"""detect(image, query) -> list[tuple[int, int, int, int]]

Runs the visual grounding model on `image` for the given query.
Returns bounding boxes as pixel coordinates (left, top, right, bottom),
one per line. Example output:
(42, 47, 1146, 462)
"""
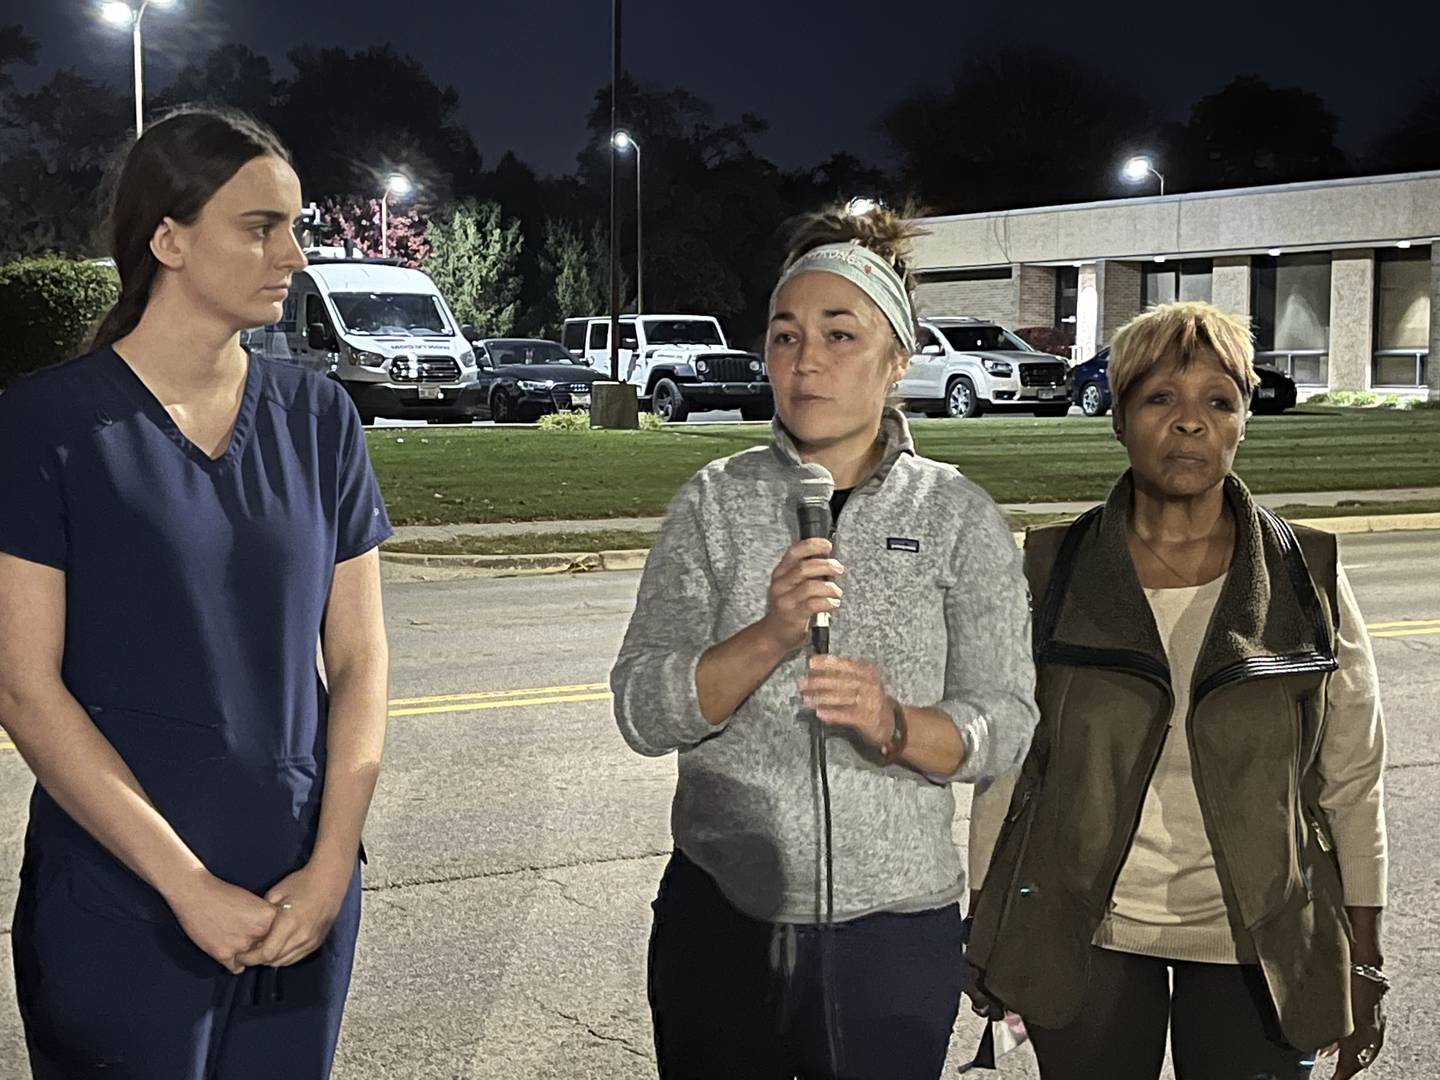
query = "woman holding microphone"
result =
(611, 201, 1038, 1079)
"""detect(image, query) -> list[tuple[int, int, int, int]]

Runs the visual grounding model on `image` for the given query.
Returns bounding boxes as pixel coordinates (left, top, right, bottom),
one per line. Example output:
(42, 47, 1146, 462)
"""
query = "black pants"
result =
(1027, 946, 1315, 1080)
(647, 849, 967, 1080)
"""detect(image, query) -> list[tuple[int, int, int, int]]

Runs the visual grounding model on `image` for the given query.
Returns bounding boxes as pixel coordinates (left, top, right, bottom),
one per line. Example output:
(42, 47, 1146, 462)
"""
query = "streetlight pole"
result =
(130, 9, 144, 136)
(380, 194, 389, 258)
(608, 0, 622, 383)
(613, 131, 643, 315)
(379, 173, 412, 258)
(101, 0, 174, 137)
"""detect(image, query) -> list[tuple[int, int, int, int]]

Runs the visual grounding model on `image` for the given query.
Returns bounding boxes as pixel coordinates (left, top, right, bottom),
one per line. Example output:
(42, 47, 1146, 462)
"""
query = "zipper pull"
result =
(1312, 820, 1332, 852)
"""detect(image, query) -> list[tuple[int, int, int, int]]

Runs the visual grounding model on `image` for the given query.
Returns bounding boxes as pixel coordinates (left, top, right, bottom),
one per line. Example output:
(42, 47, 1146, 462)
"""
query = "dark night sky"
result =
(8, 0, 1439, 178)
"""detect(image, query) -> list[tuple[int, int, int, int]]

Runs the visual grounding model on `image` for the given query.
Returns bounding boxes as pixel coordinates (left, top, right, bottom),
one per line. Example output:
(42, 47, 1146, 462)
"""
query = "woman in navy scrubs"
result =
(0, 108, 393, 1077)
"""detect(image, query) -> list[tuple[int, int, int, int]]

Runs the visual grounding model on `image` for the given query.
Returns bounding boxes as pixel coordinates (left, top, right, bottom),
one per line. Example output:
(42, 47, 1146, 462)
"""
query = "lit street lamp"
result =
(611, 130, 643, 314)
(99, 0, 177, 138)
(1122, 155, 1166, 196)
(379, 173, 412, 258)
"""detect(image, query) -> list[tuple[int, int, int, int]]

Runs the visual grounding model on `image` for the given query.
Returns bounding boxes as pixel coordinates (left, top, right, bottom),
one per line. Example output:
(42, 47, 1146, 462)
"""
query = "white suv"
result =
(899, 317, 1070, 419)
(561, 314, 773, 422)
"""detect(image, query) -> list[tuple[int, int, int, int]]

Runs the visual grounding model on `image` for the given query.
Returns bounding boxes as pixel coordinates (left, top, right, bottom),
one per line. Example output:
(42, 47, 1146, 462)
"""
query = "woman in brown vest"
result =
(965, 301, 1387, 1080)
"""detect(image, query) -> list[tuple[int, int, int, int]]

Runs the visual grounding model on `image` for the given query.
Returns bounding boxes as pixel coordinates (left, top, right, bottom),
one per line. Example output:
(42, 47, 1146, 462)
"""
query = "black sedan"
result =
(473, 338, 604, 423)
(1068, 346, 1298, 416)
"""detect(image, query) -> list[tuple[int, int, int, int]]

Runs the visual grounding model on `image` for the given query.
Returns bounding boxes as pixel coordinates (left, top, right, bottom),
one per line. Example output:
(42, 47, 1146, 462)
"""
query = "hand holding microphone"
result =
(757, 538, 844, 654)
(756, 466, 845, 655)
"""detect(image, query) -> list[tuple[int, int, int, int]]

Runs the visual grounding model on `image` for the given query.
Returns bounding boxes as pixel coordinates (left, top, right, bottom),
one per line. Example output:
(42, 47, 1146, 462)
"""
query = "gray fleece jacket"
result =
(611, 409, 1038, 923)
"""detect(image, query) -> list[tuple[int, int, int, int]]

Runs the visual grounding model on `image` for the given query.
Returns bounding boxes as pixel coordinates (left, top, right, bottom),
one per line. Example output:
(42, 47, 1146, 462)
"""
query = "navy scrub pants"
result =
(647, 849, 968, 1079)
(12, 849, 362, 1080)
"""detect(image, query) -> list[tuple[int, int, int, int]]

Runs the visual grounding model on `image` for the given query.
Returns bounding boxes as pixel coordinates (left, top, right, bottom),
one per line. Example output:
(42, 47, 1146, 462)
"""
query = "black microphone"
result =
(796, 466, 835, 655)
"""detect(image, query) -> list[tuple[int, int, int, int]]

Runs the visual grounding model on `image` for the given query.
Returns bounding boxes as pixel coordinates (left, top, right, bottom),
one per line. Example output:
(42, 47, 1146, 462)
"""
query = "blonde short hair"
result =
(1108, 301, 1259, 415)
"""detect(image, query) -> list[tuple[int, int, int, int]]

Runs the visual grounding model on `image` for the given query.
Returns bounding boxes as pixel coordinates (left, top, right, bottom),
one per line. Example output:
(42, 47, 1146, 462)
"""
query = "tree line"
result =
(2, 26, 1437, 345)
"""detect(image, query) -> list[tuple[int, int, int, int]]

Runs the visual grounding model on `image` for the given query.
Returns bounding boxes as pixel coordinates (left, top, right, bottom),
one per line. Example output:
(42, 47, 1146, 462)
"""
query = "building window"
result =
(1373, 246, 1431, 387)
(1142, 259, 1213, 307)
(1252, 253, 1332, 386)
(1055, 267, 1079, 331)
(913, 267, 1012, 284)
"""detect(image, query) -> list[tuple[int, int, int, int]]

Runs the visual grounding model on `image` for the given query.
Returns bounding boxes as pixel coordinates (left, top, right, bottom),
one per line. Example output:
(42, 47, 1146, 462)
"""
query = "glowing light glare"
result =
(1268, 248, 1282, 257)
(612, 130, 634, 151)
(1122, 156, 1153, 182)
(148, 0, 179, 6)
(846, 196, 879, 217)
(1154, 255, 1167, 263)
(1397, 240, 1412, 249)
(100, 2, 134, 25)
(385, 173, 413, 197)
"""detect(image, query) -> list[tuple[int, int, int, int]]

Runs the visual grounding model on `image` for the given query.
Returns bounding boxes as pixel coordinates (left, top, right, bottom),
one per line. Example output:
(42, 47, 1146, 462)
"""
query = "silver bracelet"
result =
(1352, 964, 1391, 992)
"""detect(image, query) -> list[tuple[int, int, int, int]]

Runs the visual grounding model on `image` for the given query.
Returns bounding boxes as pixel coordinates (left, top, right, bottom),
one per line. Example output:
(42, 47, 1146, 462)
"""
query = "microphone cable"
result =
(797, 477, 842, 1073)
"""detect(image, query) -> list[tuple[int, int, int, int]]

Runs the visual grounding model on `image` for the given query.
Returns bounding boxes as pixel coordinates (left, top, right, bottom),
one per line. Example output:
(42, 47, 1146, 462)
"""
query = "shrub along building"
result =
(909, 171, 1440, 401)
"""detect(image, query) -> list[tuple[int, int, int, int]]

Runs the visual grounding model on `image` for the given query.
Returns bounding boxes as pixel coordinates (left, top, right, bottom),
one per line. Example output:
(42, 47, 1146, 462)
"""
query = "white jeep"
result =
(561, 314, 773, 423)
(899, 317, 1071, 419)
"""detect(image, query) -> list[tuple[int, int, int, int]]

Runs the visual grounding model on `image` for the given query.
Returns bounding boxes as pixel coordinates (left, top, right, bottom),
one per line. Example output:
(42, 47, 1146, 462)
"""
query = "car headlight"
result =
(696, 359, 710, 376)
(982, 359, 1014, 376)
(354, 350, 387, 368)
(748, 358, 763, 373)
(517, 379, 554, 392)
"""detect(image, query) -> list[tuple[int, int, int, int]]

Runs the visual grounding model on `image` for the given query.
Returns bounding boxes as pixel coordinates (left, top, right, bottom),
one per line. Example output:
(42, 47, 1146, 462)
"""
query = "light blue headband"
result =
(771, 241, 917, 355)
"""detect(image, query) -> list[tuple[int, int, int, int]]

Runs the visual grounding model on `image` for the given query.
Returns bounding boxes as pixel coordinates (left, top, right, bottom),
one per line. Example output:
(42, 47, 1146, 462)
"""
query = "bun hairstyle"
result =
(780, 199, 927, 337)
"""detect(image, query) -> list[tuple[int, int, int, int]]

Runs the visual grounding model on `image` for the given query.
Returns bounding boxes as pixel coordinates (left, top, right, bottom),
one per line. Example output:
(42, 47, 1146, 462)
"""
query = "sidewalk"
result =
(385, 487, 1440, 545)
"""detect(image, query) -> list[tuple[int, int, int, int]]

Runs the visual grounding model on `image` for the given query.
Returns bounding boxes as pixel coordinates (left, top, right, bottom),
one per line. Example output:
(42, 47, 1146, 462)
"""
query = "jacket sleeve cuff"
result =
(932, 703, 991, 785)
(612, 642, 722, 756)
(1337, 853, 1388, 908)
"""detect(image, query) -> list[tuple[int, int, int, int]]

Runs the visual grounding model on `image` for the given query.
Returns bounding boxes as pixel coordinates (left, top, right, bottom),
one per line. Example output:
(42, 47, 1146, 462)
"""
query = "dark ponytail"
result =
(90, 107, 292, 352)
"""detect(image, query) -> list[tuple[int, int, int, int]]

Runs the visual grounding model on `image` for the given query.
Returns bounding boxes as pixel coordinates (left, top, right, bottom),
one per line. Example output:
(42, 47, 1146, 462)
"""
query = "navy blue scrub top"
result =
(0, 348, 393, 900)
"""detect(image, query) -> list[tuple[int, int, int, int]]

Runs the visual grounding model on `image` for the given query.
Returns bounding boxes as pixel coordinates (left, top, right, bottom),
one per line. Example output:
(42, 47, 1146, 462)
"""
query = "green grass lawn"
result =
(368, 408, 1440, 526)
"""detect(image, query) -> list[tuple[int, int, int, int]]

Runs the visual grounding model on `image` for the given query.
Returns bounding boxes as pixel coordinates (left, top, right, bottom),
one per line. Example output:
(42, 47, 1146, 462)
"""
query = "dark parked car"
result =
(473, 338, 604, 423)
(1068, 346, 1298, 417)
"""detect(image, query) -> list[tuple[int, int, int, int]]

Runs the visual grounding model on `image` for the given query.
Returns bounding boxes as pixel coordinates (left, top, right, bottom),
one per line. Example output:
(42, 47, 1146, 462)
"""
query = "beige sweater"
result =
(969, 559, 1387, 964)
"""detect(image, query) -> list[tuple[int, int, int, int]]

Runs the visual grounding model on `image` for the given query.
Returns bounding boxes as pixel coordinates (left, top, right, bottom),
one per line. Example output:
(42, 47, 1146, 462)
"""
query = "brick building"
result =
(909, 171, 1440, 399)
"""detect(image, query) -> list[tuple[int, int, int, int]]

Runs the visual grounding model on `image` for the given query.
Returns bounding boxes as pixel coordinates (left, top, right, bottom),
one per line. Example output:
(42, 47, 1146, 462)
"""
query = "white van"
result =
(243, 258, 484, 424)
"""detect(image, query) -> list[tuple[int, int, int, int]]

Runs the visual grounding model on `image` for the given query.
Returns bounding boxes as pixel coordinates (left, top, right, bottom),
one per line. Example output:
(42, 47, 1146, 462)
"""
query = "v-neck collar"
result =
(107, 347, 261, 471)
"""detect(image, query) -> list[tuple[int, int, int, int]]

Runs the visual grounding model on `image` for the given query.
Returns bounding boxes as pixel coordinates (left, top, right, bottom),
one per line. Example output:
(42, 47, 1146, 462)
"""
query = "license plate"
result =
(1038, 388, 1061, 399)
(571, 393, 591, 408)
(417, 386, 443, 400)
(1257, 387, 1276, 399)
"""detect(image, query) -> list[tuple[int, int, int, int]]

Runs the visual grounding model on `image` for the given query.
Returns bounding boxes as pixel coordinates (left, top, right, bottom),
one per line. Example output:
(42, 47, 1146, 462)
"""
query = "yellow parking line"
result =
(389, 683, 607, 707)
(389, 692, 612, 717)
(1372, 627, 1440, 639)
(1367, 619, 1440, 631)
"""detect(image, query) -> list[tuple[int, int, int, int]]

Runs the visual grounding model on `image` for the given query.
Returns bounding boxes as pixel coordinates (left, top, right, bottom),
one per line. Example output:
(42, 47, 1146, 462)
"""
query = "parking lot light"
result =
(1122, 155, 1165, 196)
(611, 131, 643, 314)
(380, 173, 413, 258)
(98, 0, 178, 136)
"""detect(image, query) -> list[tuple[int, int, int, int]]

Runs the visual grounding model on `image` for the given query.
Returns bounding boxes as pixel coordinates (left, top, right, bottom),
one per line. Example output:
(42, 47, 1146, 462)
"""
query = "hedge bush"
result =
(0, 256, 120, 387)
(1014, 325, 1074, 359)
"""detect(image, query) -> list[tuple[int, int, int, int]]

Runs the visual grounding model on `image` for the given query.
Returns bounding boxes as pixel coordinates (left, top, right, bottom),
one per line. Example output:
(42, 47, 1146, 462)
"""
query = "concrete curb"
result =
(380, 513, 1440, 579)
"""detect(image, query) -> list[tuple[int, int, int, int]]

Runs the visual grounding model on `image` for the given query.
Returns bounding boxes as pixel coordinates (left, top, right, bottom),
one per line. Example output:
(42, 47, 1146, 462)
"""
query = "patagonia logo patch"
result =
(887, 537, 921, 553)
